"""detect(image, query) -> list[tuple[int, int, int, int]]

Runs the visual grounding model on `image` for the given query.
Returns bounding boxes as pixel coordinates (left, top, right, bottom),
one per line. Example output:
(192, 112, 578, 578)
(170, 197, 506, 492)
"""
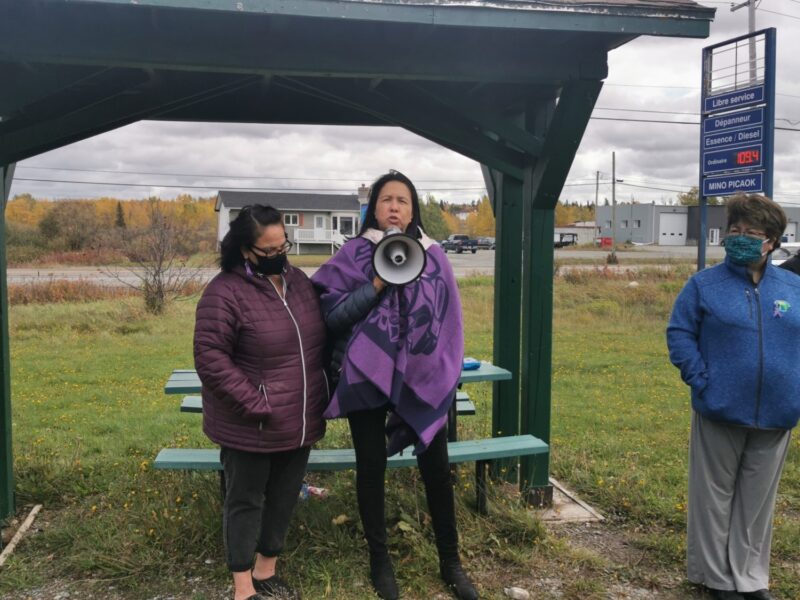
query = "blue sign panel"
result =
(702, 172, 763, 197)
(704, 85, 764, 113)
(703, 125, 763, 151)
(703, 107, 764, 135)
(703, 144, 763, 175)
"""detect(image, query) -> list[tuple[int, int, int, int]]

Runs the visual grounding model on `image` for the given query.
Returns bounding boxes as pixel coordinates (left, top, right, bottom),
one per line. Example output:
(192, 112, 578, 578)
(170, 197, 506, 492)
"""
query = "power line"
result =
(596, 106, 700, 116)
(758, 7, 800, 19)
(604, 82, 800, 100)
(15, 165, 482, 184)
(13, 177, 487, 193)
(590, 116, 800, 131)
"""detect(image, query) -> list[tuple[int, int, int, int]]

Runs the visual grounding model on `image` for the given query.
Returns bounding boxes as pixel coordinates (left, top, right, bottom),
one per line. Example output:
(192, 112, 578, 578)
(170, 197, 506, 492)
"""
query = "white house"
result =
(216, 186, 369, 254)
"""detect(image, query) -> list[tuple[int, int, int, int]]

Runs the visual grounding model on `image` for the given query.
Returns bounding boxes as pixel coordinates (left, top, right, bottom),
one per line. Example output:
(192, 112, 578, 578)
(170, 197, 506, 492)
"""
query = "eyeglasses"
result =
(728, 227, 768, 240)
(251, 240, 293, 258)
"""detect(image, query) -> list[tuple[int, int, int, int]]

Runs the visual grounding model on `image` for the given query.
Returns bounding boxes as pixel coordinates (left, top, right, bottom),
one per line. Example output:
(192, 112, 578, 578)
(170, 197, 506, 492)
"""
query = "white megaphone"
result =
(372, 226, 427, 285)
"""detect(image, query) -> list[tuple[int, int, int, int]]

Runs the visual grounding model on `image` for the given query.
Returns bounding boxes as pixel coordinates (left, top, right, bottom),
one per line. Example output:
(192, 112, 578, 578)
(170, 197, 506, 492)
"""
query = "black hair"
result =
(219, 204, 284, 272)
(358, 170, 425, 239)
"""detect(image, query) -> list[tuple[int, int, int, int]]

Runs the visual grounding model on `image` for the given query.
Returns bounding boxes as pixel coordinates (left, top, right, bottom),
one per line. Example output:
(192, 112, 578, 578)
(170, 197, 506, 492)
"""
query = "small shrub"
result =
(8, 280, 135, 305)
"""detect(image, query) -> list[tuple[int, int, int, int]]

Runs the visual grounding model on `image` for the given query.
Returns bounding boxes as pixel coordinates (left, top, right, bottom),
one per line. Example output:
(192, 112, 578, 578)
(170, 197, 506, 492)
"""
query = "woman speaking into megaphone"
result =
(312, 171, 477, 600)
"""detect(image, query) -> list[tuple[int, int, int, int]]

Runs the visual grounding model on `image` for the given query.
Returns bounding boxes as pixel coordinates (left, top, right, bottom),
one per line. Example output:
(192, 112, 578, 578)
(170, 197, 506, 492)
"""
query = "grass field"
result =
(1, 270, 797, 599)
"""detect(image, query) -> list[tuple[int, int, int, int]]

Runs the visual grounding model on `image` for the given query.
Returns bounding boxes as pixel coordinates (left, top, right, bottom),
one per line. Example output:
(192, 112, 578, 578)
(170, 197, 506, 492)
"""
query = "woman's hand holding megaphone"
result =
(373, 276, 388, 293)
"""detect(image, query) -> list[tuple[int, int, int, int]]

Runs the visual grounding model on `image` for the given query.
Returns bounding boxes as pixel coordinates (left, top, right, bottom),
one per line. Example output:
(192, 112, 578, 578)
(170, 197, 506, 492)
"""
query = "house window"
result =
(633, 220, 641, 228)
(284, 213, 299, 226)
(332, 217, 338, 230)
(340, 216, 354, 235)
(604, 221, 612, 229)
(621, 220, 628, 228)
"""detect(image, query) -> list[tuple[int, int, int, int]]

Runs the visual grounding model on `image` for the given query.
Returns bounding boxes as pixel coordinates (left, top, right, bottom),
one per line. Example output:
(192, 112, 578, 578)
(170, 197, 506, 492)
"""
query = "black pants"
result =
(220, 445, 310, 572)
(347, 406, 459, 560)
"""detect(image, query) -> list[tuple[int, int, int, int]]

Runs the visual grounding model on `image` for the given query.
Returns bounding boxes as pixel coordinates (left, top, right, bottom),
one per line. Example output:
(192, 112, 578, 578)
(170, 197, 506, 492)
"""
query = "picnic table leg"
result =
(447, 388, 459, 443)
(475, 460, 488, 515)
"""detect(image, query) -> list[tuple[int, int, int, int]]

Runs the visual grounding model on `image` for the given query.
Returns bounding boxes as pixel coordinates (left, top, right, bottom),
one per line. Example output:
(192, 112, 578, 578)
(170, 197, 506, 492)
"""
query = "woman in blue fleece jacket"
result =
(667, 193, 800, 600)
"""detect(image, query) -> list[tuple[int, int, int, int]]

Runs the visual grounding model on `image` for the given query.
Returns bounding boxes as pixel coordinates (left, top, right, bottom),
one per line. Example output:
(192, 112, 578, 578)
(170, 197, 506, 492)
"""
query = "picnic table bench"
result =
(154, 435, 547, 514)
(156, 362, 548, 513)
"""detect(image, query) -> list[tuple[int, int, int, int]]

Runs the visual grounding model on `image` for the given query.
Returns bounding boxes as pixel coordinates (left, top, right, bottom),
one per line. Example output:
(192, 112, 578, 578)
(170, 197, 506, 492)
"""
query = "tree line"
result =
(4, 193, 598, 265)
(5, 194, 217, 264)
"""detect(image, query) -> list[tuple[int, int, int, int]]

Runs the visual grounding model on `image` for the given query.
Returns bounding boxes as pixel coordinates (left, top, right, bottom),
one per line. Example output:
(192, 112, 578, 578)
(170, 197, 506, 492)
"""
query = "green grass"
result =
(2, 271, 798, 599)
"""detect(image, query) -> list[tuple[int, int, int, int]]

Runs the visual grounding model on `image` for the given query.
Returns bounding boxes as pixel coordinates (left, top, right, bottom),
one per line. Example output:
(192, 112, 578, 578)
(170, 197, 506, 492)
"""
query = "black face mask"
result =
(250, 253, 286, 276)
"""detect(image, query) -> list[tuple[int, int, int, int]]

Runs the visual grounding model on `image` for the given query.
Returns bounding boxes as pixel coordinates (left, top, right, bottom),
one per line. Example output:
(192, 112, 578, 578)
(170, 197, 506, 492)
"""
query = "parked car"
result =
(772, 242, 800, 266)
(442, 234, 478, 254)
(477, 237, 495, 249)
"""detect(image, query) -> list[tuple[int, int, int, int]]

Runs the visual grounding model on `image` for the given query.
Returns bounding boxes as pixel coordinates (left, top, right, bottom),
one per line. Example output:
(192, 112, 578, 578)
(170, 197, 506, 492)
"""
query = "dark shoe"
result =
(742, 591, 777, 600)
(369, 553, 399, 600)
(440, 558, 479, 600)
(252, 575, 300, 600)
(707, 589, 745, 600)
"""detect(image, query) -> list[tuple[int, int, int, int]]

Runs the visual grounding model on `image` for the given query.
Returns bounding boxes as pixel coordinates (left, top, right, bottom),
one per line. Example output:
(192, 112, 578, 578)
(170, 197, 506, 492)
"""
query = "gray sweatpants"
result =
(687, 411, 792, 593)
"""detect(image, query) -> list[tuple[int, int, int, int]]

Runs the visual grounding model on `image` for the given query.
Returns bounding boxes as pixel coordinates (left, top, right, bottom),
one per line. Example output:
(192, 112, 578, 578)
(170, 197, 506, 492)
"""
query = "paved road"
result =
(7, 246, 723, 285)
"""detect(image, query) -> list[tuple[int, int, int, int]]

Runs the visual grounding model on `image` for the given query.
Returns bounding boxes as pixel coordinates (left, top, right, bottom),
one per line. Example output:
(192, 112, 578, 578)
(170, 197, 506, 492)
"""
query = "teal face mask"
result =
(724, 235, 766, 265)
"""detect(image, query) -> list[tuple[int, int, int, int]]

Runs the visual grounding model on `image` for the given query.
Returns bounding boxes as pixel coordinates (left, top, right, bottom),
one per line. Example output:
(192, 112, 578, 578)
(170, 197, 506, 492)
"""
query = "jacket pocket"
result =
(255, 382, 272, 425)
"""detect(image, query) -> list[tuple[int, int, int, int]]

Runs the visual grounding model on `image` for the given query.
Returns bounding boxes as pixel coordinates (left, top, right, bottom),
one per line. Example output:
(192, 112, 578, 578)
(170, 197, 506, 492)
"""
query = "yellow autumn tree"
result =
(466, 195, 495, 237)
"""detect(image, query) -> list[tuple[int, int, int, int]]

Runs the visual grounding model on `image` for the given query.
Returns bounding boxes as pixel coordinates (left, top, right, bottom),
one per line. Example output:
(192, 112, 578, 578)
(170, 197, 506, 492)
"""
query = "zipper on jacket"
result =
(322, 368, 330, 400)
(744, 289, 753, 320)
(258, 382, 269, 430)
(268, 275, 309, 447)
(753, 287, 764, 426)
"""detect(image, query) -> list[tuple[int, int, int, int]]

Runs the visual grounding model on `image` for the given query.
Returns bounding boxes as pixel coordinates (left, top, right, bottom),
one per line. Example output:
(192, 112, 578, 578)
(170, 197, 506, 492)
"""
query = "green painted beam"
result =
(0, 3, 612, 84)
(490, 171, 524, 482)
(37, 1, 714, 38)
(519, 203, 555, 506)
(0, 74, 259, 165)
(396, 83, 545, 158)
(276, 78, 527, 179)
(518, 81, 602, 506)
(0, 163, 15, 521)
(529, 80, 604, 210)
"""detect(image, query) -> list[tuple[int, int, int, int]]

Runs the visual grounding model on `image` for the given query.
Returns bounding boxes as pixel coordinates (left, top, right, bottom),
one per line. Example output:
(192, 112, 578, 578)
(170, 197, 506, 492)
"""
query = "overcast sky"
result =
(9, 3, 800, 208)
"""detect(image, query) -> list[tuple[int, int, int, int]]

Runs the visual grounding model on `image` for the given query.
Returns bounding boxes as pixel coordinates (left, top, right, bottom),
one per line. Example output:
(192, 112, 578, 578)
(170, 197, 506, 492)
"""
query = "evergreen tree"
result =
(115, 201, 127, 229)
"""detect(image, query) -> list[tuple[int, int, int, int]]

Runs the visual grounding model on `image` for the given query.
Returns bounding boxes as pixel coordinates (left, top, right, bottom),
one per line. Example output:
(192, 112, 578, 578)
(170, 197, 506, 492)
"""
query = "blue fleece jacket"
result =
(667, 256, 800, 430)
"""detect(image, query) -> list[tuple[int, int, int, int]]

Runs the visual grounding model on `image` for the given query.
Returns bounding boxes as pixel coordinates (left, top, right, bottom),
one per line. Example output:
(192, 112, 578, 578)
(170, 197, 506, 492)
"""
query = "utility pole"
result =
(610, 153, 617, 263)
(731, 0, 757, 83)
(594, 170, 600, 210)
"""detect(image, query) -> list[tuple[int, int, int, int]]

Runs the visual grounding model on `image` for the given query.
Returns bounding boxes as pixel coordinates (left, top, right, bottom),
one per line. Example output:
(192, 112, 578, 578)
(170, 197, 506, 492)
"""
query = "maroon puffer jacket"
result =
(194, 263, 328, 453)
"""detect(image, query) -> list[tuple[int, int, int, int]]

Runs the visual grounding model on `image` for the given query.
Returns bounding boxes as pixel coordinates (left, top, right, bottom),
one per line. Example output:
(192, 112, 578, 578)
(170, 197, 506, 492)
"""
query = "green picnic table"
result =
(163, 363, 512, 395)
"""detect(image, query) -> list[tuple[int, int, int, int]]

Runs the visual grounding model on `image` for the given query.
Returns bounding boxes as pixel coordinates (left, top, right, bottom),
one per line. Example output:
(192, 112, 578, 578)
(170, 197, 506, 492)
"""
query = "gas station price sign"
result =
(699, 29, 775, 200)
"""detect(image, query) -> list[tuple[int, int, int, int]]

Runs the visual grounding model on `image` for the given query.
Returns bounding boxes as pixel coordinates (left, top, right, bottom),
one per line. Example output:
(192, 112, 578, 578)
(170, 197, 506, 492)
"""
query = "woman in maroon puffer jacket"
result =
(194, 205, 328, 600)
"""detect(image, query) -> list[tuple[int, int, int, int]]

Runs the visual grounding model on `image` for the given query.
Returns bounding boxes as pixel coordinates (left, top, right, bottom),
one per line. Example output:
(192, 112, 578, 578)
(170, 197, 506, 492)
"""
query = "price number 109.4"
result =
(736, 149, 760, 165)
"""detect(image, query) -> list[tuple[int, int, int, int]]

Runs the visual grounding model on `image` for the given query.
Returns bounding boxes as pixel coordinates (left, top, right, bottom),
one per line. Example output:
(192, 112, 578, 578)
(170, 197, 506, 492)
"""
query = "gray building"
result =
(596, 203, 689, 245)
(216, 187, 369, 254)
(596, 203, 800, 246)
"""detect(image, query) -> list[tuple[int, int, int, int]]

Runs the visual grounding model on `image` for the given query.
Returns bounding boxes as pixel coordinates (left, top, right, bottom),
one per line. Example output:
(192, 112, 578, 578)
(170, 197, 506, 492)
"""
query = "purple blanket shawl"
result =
(312, 231, 464, 454)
